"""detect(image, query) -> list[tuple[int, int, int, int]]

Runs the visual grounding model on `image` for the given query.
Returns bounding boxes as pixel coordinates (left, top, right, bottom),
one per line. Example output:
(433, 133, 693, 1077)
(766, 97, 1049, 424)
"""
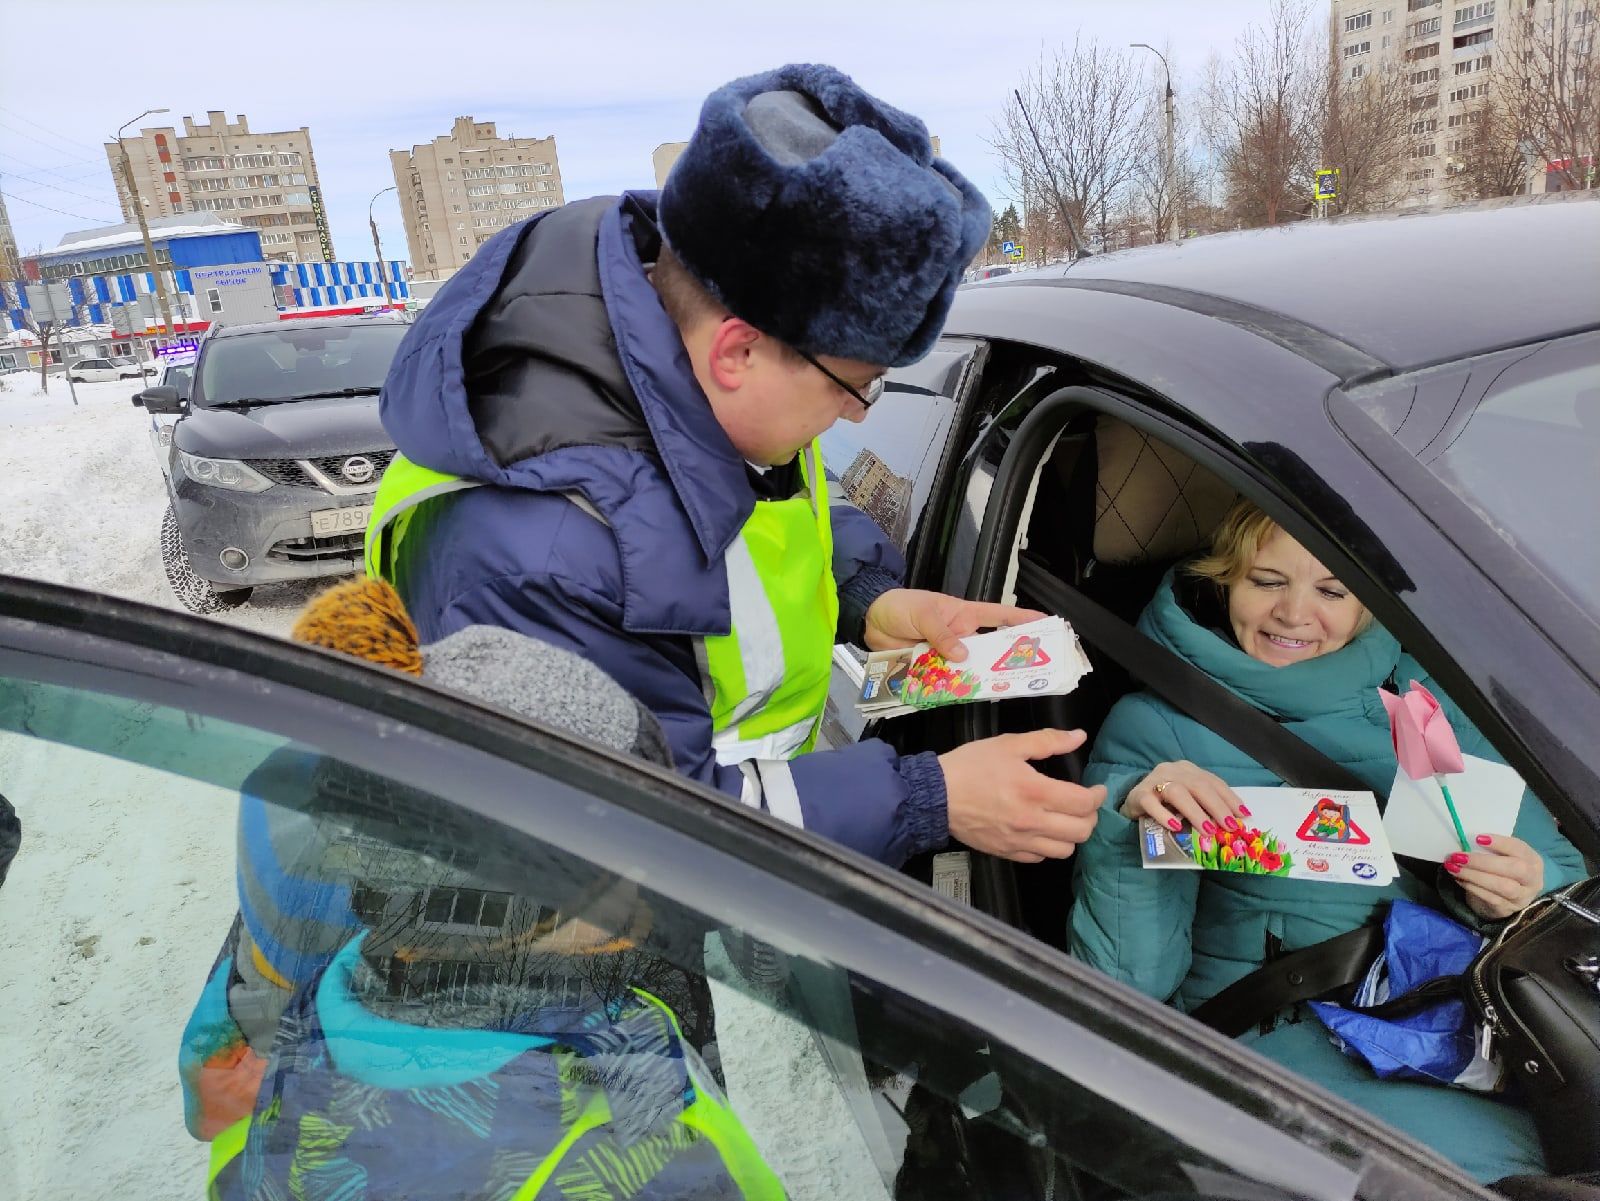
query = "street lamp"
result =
(1130, 44, 1181, 245)
(369, 186, 397, 307)
(113, 108, 179, 342)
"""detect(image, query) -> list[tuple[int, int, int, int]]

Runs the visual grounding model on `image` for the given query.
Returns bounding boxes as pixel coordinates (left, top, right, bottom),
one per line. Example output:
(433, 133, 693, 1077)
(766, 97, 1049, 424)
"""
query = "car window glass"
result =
(1422, 334, 1600, 619)
(0, 653, 1380, 1201)
(818, 339, 977, 747)
(819, 339, 973, 558)
(197, 322, 407, 406)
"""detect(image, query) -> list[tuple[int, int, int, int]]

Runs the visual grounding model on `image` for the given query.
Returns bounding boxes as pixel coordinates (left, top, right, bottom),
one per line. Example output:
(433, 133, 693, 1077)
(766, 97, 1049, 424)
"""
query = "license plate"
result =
(310, 506, 371, 537)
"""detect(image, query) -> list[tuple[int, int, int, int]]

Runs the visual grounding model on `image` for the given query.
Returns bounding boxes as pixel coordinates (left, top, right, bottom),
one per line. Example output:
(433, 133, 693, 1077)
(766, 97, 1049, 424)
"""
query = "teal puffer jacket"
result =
(1069, 569, 1587, 1183)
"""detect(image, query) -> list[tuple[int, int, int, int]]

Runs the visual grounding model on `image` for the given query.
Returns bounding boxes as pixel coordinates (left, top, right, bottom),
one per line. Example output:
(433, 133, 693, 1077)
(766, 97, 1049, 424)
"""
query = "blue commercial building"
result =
(2, 213, 409, 334)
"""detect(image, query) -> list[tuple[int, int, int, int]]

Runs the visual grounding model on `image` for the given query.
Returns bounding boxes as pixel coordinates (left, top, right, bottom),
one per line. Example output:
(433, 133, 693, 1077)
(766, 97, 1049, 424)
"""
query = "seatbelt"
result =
(1015, 554, 1371, 794)
(1014, 553, 1429, 1035)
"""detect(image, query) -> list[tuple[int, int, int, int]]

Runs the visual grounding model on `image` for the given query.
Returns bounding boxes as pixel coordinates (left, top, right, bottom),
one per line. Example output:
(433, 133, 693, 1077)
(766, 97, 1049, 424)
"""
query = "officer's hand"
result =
(939, 729, 1104, 862)
(865, 588, 1044, 662)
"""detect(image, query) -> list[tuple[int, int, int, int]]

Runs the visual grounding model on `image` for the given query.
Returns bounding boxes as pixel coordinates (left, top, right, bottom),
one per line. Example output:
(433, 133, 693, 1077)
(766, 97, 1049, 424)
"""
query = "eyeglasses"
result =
(794, 347, 886, 411)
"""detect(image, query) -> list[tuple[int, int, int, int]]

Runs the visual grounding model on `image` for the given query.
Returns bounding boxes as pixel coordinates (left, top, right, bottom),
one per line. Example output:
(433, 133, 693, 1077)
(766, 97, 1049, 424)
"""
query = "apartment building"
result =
(390, 117, 565, 280)
(1332, 0, 1583, 207)
(0, 184, 19, 282)
(104, 113, 331, 263)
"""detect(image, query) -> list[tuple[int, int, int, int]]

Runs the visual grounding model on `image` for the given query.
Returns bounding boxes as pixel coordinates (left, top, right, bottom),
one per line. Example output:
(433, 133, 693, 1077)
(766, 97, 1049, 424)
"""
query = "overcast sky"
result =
(1, 0, 1275, 271)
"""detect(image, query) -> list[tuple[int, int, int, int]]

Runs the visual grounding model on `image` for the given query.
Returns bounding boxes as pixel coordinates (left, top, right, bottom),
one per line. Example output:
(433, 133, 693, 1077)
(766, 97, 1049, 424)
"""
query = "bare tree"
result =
(1495, 2, 1600, 192)
(992, 36, 1147, 256)
(1207, 0, 1327, 226)
(1447, 88, 1538, 201)
(1322, 56, 1413, 214)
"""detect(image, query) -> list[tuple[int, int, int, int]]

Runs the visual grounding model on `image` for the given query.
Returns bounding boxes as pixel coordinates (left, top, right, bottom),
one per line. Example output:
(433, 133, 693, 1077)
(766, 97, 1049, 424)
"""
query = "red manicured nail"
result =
(1448, 853, 1469, 865)
(1224, 817, 1240, 832)
(1238, 805, 1252, 818)
(1475, 834, 1492, 846)
(1202, 820, 1217, 834)
(1167, 818, 1182, 831)
(1445, 861, 1462, 874)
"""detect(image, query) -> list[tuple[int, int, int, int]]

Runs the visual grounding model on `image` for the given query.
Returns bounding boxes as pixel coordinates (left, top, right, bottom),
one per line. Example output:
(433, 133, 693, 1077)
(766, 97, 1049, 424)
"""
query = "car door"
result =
(0, 574, 1488, 1201)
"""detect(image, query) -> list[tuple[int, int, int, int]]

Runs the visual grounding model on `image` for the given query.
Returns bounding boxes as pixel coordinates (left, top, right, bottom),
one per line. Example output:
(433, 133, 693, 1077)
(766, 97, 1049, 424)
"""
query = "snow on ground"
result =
(0, 375, 322, 1198)
(0, 373, 319, 636)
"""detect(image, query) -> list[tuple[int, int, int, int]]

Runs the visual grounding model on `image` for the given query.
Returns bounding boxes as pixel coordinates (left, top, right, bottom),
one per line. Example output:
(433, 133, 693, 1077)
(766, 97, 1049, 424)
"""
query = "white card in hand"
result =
(1381, 754, 1525, 863)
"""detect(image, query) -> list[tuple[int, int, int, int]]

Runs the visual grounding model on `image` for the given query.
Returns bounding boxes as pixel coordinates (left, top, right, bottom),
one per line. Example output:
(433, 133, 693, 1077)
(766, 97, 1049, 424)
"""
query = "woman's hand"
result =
(1120, 761, 1249, 837)
(1447, 833, 1545, 921)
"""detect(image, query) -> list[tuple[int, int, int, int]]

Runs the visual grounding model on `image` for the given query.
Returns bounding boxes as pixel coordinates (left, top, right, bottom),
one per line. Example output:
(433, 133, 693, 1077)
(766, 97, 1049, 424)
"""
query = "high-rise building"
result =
(839, 449, 915, 549)
(391, 117, 565, 281)
(0, 183, 19, 281)
(104, 113, 331, 263)
(1331, 0, 1578, 208)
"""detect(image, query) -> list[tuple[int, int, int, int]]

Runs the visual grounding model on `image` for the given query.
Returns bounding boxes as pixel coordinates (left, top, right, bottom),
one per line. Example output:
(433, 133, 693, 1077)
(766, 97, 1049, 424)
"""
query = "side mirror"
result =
(136, 386, 185, 414)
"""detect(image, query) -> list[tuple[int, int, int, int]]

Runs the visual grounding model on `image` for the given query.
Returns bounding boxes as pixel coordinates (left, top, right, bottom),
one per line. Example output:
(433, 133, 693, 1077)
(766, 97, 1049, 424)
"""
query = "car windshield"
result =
(1422, 335, 1600, 617)
(165, 363, 194, 396)
(197, 322, 406, 407)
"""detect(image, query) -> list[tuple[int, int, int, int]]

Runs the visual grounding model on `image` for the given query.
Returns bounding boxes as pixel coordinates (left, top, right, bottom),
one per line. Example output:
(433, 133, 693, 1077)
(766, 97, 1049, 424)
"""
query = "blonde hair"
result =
(1187, 499, 1374, 634)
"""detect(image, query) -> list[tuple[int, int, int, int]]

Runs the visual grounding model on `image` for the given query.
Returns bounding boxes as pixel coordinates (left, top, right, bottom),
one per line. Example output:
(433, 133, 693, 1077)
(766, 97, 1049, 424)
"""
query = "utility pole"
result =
(1132, 44, 1181, 244)
(369, 185, 397, 306)
(113, 108, 178, 347)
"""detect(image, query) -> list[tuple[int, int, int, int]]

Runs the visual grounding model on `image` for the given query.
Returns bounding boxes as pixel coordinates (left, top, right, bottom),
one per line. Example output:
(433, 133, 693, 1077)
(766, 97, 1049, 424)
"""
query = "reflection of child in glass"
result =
(1310, 799, 1350, 842)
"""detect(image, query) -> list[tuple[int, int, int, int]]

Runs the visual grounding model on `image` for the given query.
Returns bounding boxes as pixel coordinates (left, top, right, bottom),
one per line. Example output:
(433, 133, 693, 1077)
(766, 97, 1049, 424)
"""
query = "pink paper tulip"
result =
(1378, 680, 1465, 780)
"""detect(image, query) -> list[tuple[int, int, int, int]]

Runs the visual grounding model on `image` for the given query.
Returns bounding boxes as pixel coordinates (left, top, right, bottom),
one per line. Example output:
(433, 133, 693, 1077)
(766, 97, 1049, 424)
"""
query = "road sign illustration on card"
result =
(1295, 797, 1371, 845)
(992, 634, 1050, 672)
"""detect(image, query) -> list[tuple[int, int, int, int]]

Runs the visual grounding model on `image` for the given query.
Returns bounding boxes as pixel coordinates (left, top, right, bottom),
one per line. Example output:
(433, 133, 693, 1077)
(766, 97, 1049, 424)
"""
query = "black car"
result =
(136, 314, 408, 613)
(2, 199, 1594, 1200)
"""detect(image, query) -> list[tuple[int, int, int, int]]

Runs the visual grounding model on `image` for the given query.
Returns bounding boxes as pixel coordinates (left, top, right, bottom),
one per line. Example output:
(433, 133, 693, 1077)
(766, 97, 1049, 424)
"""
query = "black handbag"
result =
(1470, 876, 1600, 1176)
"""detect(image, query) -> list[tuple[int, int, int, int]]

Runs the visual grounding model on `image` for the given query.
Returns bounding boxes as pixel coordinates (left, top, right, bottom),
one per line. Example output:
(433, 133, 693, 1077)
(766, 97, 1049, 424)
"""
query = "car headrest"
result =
(1092, 417, 1236, 566)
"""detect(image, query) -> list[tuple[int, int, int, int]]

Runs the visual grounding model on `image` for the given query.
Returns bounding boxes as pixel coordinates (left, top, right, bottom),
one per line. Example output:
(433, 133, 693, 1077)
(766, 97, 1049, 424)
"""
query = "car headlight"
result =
(177, 450, 273, 493)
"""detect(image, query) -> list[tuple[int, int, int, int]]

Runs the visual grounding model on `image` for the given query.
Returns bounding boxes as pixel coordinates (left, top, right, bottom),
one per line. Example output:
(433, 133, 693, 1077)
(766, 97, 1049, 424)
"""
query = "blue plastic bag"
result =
(1309, 900, 1501, 1091)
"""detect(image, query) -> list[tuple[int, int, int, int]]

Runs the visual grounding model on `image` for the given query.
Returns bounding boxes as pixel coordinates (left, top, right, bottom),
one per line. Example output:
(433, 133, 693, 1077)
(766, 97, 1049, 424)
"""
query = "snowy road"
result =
(0, 376, 322, 1199)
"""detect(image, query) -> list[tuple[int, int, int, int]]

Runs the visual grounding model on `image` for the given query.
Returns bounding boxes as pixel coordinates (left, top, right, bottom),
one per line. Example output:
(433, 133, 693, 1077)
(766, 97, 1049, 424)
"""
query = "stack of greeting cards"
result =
(856, 616, 1092, 720)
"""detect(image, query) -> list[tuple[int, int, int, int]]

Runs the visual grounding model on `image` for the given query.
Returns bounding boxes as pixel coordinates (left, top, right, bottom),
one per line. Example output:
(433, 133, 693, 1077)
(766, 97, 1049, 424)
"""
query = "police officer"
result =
(366, 63, 1103, 868)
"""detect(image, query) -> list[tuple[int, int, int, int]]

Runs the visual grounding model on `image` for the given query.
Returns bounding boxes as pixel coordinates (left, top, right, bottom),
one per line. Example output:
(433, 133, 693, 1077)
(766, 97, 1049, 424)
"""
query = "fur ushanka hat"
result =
(658, 63, 991, 368)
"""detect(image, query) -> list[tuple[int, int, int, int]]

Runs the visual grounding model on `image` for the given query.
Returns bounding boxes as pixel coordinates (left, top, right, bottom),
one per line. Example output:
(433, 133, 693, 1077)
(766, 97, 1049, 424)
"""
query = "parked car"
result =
(112, 355, 158, 378)
(137, 355, 195, 477)
(67, 356, 147, 383)
(133, 313, 408, 613)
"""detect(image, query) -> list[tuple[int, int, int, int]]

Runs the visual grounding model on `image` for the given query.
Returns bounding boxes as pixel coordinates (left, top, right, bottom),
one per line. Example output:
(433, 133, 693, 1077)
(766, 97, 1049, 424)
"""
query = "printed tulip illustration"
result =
(1188, 820, 1293, 876)
(904, 651, 984, 710)
(1379, 679, 1470, 852)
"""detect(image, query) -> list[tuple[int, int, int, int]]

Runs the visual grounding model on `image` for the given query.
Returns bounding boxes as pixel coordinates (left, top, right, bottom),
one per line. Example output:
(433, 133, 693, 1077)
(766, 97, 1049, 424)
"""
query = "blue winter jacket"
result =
(376, 193, 948, 866)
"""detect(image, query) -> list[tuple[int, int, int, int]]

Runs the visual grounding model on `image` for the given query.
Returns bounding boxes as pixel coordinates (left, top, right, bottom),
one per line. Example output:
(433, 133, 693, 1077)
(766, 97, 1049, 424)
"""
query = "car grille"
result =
(266, 531, 365, 562)
(245, 449, 396, 491)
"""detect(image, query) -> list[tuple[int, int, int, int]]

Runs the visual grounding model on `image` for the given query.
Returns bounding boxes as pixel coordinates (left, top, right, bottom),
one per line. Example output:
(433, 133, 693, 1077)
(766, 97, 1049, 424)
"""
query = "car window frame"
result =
(921, 346, 1600, 861)
(0, 572, 1484, 1199)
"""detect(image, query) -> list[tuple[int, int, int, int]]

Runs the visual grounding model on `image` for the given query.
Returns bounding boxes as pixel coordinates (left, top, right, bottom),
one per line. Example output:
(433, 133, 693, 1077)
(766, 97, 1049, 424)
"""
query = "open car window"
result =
(0, 585, 1459, 1201)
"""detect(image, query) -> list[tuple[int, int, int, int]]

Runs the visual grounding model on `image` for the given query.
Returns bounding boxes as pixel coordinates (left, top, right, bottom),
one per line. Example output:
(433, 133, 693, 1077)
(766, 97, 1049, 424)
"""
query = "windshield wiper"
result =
(281, 386, 384, 400)
(205, 386, 383, 409)
(206, 397, 302, 409)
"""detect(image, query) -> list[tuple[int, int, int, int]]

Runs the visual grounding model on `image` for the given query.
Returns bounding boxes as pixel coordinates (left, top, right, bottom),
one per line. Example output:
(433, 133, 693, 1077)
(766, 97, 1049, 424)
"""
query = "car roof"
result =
(973, 195, 1600, 376)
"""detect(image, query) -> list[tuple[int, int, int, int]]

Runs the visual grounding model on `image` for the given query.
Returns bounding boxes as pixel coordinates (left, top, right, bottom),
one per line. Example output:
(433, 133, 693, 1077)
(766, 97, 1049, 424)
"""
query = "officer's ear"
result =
(703, 316, 765, 394)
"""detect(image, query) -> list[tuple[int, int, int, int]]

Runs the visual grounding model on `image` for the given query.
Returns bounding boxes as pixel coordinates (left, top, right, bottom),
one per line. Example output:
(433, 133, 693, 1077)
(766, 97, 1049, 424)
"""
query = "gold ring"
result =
(1153, 780, 1173, 796)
